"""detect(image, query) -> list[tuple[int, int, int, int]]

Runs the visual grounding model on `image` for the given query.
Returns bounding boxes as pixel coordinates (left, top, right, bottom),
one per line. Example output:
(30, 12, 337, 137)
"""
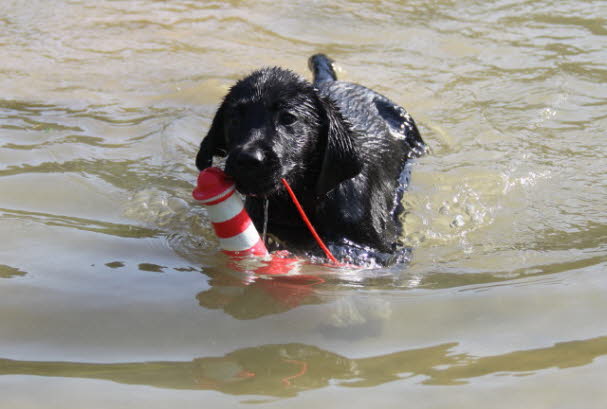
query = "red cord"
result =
(281, 359, 309, 386)
(281, 178, 340, 265)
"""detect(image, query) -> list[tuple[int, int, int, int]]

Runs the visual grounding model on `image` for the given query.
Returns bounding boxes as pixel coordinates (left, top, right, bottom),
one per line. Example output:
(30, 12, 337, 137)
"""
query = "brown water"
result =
(1, 1, 606, 408)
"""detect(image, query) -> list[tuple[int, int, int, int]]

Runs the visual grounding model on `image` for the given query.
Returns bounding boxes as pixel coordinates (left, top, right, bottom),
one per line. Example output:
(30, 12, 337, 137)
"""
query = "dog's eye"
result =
(278, 112, 297, 126)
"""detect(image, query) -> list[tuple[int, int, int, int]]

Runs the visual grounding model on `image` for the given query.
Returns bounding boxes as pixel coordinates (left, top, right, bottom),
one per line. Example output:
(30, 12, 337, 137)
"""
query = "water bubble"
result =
(167, 197, 188, 212)
(450, 214, 465, 228)
(465, 203, 475, 216)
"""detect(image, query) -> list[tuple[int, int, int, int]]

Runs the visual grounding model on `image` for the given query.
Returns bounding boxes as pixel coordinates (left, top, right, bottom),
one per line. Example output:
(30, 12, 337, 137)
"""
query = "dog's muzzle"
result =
(224, 147, 281, 196)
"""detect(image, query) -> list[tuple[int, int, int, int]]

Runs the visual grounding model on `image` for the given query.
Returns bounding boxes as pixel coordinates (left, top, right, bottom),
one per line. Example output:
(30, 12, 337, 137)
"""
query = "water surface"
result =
(1, 1, 606, 408)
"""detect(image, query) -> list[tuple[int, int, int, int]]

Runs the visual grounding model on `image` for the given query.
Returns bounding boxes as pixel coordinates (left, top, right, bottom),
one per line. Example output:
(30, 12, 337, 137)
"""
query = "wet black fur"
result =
(196, 54, 426, 265)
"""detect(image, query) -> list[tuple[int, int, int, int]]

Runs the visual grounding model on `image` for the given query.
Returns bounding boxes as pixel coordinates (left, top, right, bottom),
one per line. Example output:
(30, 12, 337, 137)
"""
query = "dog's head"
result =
(196, 67, 362, 197)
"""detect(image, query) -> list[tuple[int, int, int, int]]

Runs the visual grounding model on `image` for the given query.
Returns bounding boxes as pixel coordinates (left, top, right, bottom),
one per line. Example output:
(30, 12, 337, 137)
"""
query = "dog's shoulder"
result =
(316, 81, 426, 158)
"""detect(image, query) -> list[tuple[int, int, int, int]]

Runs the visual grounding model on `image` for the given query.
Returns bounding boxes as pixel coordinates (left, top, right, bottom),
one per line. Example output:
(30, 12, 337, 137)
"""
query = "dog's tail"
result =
(308, 54, 337, 84)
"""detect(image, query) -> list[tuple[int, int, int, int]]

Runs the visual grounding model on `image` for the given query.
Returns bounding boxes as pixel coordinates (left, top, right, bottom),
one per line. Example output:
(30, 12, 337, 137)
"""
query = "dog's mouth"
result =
(228, 171, 283, 198)
(235, 180, 280, 197)
(224, 150, 286, 197)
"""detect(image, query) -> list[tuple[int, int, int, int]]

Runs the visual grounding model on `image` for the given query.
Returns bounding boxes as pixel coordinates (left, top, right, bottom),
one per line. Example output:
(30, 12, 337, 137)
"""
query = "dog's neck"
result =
(245, 183, 322, 250)
(245, 144, 327, 249)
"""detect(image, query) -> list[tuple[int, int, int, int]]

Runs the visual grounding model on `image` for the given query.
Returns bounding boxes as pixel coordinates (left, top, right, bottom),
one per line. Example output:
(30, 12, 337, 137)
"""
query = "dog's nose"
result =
(235, 149, 265, 168)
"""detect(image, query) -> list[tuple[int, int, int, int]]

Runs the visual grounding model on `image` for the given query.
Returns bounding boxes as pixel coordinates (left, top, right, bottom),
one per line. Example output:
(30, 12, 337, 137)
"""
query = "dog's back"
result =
(309, 54, 426, 159)
(306, 55, 426, 260)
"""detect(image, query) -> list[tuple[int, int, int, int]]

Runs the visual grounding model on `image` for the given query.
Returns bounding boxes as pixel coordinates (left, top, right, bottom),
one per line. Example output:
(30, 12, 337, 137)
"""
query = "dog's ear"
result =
(195, 103, 228, 170)
(316, 97, 363, 196)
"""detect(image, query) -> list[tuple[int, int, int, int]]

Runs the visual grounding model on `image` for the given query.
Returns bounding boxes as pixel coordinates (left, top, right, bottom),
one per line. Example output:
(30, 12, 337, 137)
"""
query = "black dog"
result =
(196, 54, 426, 265)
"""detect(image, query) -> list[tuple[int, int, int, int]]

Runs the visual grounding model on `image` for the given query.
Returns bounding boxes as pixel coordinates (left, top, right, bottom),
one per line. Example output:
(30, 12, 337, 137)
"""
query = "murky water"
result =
(1, 0, 606, 407)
